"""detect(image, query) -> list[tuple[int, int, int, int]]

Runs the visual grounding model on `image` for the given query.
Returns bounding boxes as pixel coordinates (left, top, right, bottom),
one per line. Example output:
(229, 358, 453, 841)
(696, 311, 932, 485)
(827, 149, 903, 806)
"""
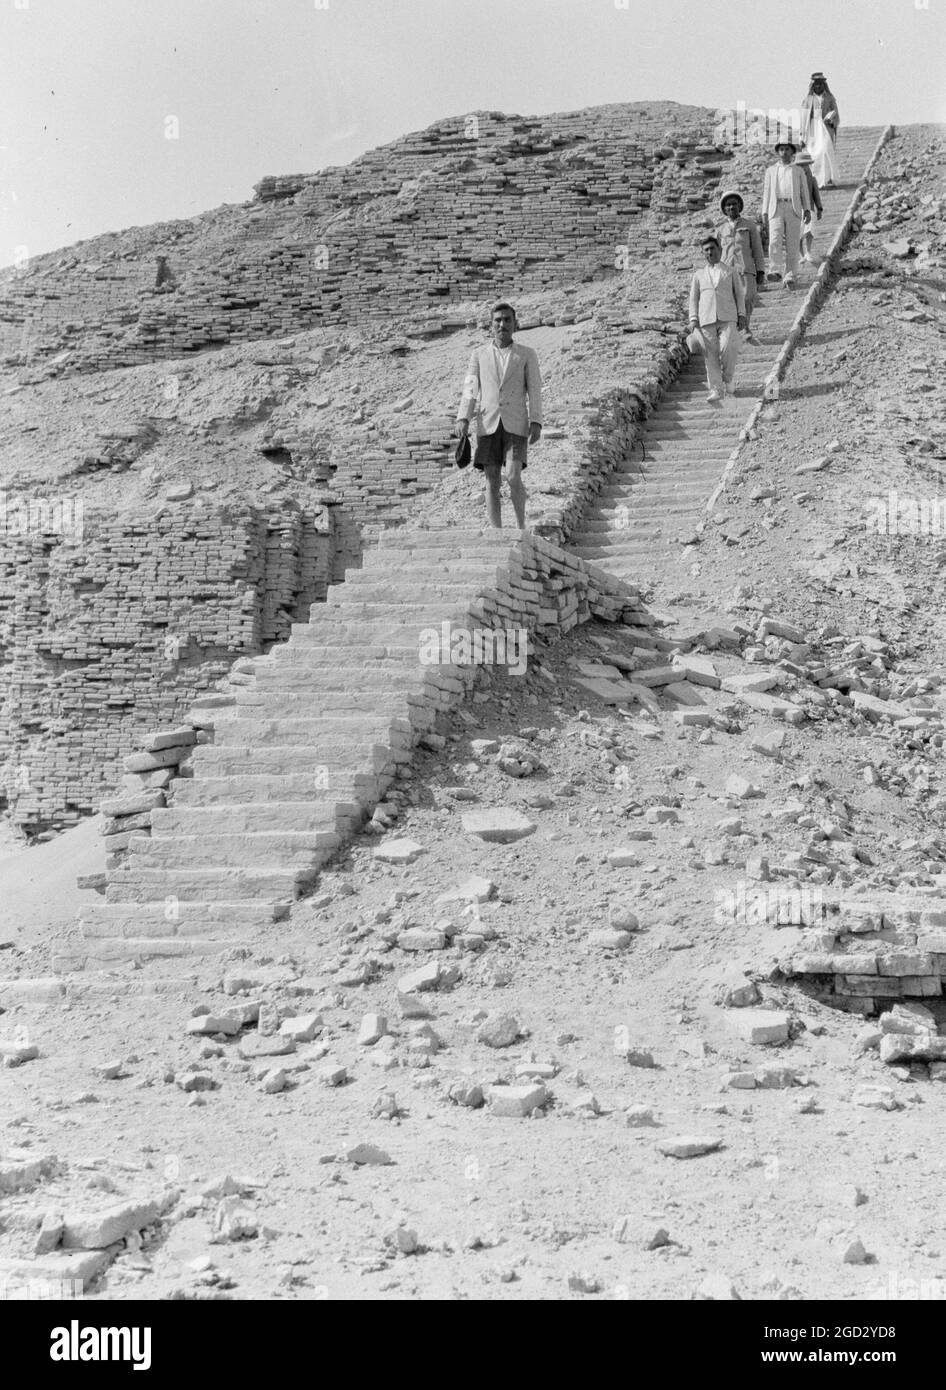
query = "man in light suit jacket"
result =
(455, 302, 543, 529)
(760, 140, 812, 288)
(688, 235, 746, 404)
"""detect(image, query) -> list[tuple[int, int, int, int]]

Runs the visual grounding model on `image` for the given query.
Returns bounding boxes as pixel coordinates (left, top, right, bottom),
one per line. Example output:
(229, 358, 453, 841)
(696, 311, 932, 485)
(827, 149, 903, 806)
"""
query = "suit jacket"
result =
(716, 216, 766, 279)
(456, 341, 543, 437)
(688, 263, 746, 327)
(761, 163, 812, 221)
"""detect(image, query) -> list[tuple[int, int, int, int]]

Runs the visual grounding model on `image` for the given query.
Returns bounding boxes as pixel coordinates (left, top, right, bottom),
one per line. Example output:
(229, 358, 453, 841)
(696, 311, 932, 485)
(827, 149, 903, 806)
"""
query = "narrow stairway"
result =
(569, 127, 885, 580)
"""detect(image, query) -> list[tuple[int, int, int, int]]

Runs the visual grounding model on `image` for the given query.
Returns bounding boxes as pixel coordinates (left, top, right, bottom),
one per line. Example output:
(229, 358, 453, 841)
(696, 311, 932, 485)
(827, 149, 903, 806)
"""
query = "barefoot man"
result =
(455, 303, 543, 529)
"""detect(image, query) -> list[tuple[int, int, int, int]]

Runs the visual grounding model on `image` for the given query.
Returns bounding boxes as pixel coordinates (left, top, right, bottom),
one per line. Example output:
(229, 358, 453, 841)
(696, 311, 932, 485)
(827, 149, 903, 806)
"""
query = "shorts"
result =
(474, 421, 528, 472)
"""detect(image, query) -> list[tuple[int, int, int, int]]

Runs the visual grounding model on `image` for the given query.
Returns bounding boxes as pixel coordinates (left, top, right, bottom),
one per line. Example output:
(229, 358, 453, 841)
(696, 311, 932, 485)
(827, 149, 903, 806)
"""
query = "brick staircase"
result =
(64, 528, 644, 971)
(569, 127, 887, 579)
(62, 128, 891, 976)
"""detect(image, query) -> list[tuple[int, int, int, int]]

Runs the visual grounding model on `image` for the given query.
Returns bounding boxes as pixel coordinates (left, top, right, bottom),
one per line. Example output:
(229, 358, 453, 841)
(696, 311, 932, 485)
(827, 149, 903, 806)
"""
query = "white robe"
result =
(802, 95, 839, 188)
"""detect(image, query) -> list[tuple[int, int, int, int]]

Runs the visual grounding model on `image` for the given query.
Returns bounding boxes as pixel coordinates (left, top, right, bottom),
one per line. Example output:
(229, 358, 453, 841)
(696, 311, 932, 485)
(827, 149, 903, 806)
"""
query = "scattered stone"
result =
(279, 1013, 323, 1043)
(853, 1085, 902, 1112)
(34, 1210, 64, 1256)
(398, 961, 457, 995)
(644, 1226, 672, 1251)
(461, 809, 536, 844)
(358, 1013, 388, 1047)
(176, 1071, 216, 1093)
(212, 1197, 258, 1242)
(371, 1090, 401, 1120)
(373, 838, 426, 865)
(238, 1035, 295, 1060)
(588, 929, 633, 950)
(61, 1198, 164, 1251)
(842, 1238, 871, 1265)
(625, 1105, 658, 1128)
(625, 1048, 657, 1069)
(608, 848, 641, 868)
(437, 876, 496, 905)
(343, 1143, 394, 1166)
(398, 928, 446, 952)
(657, 1136, 722, 1159)
(609, 906, 640, 931)
(384, 1224, 418, 1254)
(448, 1080, 485, 1108)
(319, 1063, 348, 1087)
(0, 1155, 58, 1195)
(726, 1010, 790, 1045)
(725, 774, 762, 800)
(487, 1083, 548, 1117)
(186, 1014, 242, 1038)
(260, 1067, 290, 1095)
(714, 971, 762, 1009)
(200, 1175, 258, 1201)
(94, 1059, 126, 1080)
(477, 1013, 521, 1048)
(567, 1271, 601, 1294)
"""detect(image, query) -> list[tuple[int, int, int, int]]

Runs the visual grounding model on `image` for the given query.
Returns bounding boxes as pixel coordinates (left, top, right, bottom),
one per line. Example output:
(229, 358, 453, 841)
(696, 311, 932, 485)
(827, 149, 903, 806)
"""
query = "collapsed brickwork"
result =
(0, 503, 332, 837)
(0, 104, 733, 379)
(783, 893, 946, 1014)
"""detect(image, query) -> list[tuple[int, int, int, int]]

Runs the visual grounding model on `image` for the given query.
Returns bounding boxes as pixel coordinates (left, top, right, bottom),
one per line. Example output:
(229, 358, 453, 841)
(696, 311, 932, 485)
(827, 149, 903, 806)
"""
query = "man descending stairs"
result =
(569, 127, 886, 584)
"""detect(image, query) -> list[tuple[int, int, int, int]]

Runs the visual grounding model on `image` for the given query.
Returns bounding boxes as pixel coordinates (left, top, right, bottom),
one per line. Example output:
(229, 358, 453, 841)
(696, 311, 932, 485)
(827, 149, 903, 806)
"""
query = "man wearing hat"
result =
(716, 190, 765, 340)
(688, 234, 746, 404)
(801, 74, 840, 188)
(760, 140, 812, 288)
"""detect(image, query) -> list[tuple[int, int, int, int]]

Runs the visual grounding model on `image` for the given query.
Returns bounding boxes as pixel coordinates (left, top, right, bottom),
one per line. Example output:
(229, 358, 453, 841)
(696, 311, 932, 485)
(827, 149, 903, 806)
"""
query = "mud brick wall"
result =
(0, 106, 732, 379)
(0, 504, 333, 837)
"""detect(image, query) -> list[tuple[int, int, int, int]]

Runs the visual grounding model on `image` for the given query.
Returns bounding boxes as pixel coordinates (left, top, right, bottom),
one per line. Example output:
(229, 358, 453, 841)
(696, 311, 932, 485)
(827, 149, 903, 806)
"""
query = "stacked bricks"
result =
(0, 104, 731, 380)
(66, 524, 652, 973)
(782, 893, 946, 1015)
(0, 504, 333, 839)
(99, 727, 198, 864)
(649, 130, 732, 219)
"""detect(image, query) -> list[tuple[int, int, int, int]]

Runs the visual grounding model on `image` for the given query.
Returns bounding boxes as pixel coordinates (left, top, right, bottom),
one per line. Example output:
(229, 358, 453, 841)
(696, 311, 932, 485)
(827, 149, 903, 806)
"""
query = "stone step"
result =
(53, 937, 236, 973)
(233, 689, 412, 714)
(173, 774, 377, 806)
(271, 635, 424, 660)
(212, 717, 409, 747)
(254, 664, 418, 690)
(577, 503, 701, 531)
(190, 745, 401, 777)
(343, 563, 493, 585)
(77, 899, 288, 933)
(326, 580, 489, 605)
(153, 803, 344, 835)
(289, 609, 469, 639)
(105, 867, 313, 903)
(276, 643, 425, 663)
(128, 831, 340, 869)
(600, 476, 721, 497)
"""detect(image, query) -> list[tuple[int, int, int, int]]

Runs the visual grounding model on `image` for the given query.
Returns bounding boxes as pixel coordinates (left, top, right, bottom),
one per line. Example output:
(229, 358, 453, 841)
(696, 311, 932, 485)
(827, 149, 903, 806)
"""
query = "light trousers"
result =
(700, 320, 739, 392)
(768, 200, 802, 279)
